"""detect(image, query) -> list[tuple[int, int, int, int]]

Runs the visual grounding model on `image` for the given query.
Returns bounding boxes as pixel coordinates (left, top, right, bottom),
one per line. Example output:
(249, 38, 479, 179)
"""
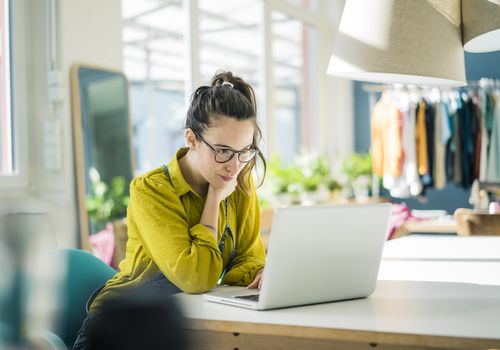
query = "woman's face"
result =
(192, 116, 255, 186)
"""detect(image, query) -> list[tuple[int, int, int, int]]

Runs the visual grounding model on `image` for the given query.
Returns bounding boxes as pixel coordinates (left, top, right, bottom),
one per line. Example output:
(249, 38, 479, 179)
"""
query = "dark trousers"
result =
(72, 273, 182, 350)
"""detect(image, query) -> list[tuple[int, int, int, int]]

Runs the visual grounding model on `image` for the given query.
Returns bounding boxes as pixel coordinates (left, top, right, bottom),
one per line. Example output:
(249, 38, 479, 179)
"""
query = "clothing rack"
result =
(362, 79, 500, 110)
(362, 78, 500, 93)
(368, 80, 500, 198)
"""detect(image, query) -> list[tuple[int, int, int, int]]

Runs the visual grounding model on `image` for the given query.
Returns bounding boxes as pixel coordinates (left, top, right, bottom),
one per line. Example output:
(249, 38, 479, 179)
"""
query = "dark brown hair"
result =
(185, 70, 266, 194)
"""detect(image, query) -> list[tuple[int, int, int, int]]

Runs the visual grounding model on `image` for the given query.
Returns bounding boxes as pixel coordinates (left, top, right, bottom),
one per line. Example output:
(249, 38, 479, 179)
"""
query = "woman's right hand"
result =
(200, 178, 237, 242)
(208, 177, 237, 203)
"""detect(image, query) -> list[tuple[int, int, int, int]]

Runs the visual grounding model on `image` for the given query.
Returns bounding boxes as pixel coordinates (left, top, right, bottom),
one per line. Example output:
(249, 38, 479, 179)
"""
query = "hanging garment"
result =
(453, 96, 463, 185)
(458, 96, 476, 188)
(434, 101, 447, 189)
(445, 95, 457, 182)
(423, 100, 435, 188)
(416, 100, 428, 176)
(371, 94, 404, 178)
(486, 93, 496, 143)
(486, 92, 500, 181)
(479, 90, 490, 181)
(403, 99, 423, 196)
(384, 96, 421, 198)
(471, 94, 482, 180)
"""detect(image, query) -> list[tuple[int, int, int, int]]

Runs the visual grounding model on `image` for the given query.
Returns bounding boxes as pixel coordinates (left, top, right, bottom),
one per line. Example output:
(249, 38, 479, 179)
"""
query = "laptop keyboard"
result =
(235, 294, 260, 302)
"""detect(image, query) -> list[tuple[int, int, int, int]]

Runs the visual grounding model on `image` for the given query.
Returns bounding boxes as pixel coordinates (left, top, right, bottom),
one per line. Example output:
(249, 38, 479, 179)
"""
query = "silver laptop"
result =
(203, 203, 391, 310)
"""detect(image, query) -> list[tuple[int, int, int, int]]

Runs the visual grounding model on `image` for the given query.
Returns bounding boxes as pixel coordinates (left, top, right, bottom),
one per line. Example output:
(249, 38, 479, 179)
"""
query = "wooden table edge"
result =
(186, 318, 500, 350)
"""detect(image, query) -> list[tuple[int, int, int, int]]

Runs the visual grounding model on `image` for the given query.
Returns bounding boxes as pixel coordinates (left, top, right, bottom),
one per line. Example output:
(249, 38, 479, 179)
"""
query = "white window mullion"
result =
(261, 0, 274, 156)
(317, 0, 332, 155)
(184, 0, 200, 105)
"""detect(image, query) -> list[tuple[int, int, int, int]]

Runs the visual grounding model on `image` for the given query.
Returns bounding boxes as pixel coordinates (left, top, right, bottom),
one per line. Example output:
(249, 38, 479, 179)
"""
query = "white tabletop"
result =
(382, 234, 500, 260)
(176, 280, 500, 340)
(379, 235, 500, 286)
(175, 235, 500, 342)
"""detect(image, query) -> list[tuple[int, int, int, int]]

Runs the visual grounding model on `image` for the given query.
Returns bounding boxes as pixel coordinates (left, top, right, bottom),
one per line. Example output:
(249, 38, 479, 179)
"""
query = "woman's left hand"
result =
(247, 269, 264, 289)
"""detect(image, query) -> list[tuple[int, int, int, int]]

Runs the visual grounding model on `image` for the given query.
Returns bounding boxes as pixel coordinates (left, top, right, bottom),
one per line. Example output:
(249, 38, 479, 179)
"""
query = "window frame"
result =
(0, 0, 29, 190)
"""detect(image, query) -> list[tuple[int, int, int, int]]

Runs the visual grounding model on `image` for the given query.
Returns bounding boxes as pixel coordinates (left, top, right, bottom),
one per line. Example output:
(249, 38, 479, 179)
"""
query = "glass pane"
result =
(272, 11, 318, 163)
(122, 0, 186, 174)
(0, 0, 13, 175)
(199, 0, 262, 90)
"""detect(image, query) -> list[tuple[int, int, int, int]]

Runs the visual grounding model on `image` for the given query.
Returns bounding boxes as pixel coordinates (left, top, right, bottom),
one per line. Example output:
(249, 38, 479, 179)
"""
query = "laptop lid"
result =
(256, 203, 391, 310)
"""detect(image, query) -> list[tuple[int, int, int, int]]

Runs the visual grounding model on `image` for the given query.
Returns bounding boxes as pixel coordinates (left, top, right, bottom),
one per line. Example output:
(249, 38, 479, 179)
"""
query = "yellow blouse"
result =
(90, 147, 265, 312)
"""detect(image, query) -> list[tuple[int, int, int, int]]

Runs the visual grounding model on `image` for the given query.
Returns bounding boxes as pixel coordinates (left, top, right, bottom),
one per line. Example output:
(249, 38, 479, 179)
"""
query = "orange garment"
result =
(416, 100, 428, 176)
(371, 97, 404, 177)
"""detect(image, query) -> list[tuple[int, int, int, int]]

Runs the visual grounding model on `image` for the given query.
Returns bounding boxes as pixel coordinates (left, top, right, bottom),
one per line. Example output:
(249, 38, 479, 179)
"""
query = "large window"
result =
(198, 0, 264, 148)
(122, 0, 186, 174)
(122, 0, 323, 173)
(199, 0, 261, 84)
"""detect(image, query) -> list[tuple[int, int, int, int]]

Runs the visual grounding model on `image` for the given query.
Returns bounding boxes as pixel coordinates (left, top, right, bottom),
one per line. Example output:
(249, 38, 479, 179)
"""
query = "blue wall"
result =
(353, 50, 500, 213)
(463, 51, 500, 80)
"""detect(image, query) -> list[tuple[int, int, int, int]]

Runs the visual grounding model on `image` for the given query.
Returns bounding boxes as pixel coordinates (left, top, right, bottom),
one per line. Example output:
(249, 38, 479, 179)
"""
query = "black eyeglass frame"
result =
(192, 130, 257, 164)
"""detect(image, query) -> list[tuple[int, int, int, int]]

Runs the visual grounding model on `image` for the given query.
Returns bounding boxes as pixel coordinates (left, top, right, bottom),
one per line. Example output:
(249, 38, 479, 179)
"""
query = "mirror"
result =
(71, 65, 134, 249)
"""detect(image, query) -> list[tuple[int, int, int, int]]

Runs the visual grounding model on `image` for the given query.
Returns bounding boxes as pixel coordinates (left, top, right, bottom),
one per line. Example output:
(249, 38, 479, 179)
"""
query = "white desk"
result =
(380, 235, 500, 286)
(175, 235, 500, 350)
(382, 235, 500, 261)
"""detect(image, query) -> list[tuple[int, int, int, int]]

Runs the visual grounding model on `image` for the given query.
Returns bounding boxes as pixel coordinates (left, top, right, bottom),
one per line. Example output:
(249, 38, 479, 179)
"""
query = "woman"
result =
(74, 71, 266, 349)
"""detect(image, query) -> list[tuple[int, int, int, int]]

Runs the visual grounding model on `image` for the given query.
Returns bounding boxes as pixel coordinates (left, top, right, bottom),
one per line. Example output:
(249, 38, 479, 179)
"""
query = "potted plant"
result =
(351, 175, 371, 202)
(341, 153, 372, 202)
(295, 153, 331, 204)
(326, 177, 342, 202)
(86, 167, 130, 234)
(301, 175, 322, 205)
(267, 155, 302, 205)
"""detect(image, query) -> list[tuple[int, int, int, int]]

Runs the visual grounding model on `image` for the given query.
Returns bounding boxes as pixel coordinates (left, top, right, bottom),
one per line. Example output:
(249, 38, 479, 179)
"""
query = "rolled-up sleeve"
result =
(128, 177, 223, 293)
(221, 182, 266, 286)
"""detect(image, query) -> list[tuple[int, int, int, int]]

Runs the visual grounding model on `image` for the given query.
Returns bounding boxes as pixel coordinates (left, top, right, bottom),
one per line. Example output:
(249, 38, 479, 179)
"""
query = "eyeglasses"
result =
(193, 130, 257, 163)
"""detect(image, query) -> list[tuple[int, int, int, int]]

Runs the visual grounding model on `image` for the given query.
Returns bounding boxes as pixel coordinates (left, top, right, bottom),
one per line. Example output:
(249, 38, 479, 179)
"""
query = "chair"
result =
(50, 249, 116, 348)
(0, 321, 14, 345)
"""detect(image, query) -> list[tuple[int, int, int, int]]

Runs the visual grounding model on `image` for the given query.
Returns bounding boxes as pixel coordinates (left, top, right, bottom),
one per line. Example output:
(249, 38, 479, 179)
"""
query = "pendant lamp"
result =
(462, 0, 500, 52)
(327, 0, 500, 86)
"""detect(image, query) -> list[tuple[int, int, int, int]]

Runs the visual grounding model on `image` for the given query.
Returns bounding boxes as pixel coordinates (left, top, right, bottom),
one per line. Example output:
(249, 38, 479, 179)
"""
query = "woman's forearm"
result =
(199, 187, 221, 241)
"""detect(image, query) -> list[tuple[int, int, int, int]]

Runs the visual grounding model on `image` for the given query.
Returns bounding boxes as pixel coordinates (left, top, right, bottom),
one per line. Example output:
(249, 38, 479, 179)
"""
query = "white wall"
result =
(1, 0, 123, 248)
(319, 0, 353, 164)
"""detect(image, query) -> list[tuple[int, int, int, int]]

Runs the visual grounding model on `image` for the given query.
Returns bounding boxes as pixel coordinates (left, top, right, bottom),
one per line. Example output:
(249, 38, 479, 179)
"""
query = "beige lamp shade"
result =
(327, 0, 466, 86)
(462, 0, 500, 52)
